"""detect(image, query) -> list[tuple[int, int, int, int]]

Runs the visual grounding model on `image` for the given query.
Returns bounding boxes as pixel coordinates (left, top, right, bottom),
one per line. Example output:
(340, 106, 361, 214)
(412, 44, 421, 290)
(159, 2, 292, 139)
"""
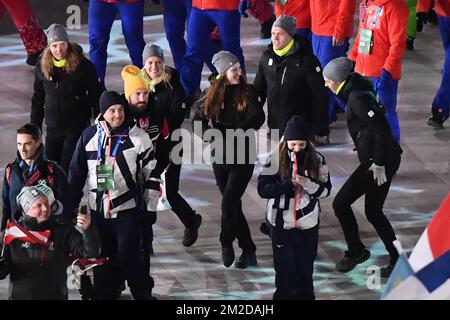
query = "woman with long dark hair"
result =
(258, 116, 331, 299)
(194, 51, 265, 268)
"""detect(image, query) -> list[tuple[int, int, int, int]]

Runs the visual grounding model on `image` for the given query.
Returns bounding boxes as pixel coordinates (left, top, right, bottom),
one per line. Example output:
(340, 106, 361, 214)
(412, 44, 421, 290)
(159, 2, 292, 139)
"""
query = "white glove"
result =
(370, 163, 387, 186)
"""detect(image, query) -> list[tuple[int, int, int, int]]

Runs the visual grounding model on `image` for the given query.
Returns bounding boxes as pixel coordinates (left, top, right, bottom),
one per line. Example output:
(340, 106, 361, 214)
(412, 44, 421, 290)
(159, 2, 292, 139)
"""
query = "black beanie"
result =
(99, 91, 124, 115)
(283, 115, 311, 141)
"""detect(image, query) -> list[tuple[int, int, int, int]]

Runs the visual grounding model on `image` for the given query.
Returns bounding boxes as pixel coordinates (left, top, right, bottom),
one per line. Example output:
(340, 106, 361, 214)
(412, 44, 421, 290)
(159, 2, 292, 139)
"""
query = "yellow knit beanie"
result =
(121, 65, 147, 101)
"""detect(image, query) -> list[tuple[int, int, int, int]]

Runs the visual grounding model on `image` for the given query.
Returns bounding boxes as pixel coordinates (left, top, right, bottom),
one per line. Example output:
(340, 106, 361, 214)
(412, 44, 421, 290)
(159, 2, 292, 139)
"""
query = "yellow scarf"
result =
(52, 57, 66, 68)
(336, 79, 347, 95)
(142, 71, 165, 92)
(274, 39, 294, 57)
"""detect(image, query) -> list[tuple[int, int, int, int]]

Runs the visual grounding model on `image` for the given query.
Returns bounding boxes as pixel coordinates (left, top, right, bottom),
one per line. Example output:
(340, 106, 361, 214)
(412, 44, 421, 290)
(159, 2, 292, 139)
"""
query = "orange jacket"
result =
(192, 0, 240, 11)
(417, 0, 450, 18)
(310, 0, 357, 39)
(275, 0, 311, 29)
(349, 0, 408, 80)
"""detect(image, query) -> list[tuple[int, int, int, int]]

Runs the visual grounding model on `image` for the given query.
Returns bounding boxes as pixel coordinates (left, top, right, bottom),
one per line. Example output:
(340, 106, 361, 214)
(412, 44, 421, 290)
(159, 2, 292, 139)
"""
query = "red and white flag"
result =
(3, 221, 51, 246)
(409, 193, 450, 271)
(76, 257, 108, 268)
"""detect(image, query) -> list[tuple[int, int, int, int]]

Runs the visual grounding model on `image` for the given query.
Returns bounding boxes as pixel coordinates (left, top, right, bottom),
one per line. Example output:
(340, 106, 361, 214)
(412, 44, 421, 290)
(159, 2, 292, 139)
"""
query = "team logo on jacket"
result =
(139, 117, 150, 132)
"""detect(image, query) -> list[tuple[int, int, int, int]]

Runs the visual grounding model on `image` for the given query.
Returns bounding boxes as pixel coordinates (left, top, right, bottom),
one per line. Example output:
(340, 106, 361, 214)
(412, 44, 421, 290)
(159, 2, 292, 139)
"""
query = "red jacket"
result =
(349, 0, 408, 80)
(192, 0, 240, 10)
(275, 0, 311, 29)
(310, 0, 357, 39)
(417, 0, 450, 18)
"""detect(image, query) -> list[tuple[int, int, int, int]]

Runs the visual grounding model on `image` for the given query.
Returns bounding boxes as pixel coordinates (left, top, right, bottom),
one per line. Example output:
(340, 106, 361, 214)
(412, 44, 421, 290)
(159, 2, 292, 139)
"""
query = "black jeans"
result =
(212, 163, 256, 252)
(46, 126, 86, 172)
(272, 225, 319, 300)
(333, 163, 399, 259)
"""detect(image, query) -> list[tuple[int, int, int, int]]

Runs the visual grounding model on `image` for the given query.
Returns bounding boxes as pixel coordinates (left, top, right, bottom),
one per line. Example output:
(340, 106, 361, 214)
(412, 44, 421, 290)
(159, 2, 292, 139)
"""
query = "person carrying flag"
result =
(0, 184, 100, 300)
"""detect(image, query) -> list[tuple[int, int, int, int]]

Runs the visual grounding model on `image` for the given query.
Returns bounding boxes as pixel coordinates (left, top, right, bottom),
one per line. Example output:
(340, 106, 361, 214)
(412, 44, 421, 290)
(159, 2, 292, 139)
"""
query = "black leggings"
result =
(333, 163, 399, 259)
(212, 163, 256, 252)
(157, 142, 197, 228)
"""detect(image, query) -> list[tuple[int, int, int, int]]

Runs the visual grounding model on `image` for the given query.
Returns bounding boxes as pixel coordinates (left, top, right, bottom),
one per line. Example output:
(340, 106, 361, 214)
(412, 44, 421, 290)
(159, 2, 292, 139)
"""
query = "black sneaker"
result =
(259, 222, 270, 237)
(406, 37, 415, 51)
(335, 249, 371, 273)
(260, 15, 275, 39)
(380, 263, 395, 278)
(234, 251, 257, 269)
(222, 245, 235, 268)
(427, 109, 444, 129)
(182, 213, 202, 247)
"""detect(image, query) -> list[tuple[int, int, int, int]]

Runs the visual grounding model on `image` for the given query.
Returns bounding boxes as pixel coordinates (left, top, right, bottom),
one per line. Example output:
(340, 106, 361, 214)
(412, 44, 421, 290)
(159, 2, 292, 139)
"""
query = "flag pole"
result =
(1, 219, 9, 258)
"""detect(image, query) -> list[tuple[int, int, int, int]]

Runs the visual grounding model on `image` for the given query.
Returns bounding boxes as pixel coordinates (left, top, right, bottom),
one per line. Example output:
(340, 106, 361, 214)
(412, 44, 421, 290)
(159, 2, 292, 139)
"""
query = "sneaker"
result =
(427, 108, 444, 129)
(335, 249, 371, 273)
(260, 15, 275, 39)
(182, 213, 202, 247)
(259, 222, 270, 237)
(222, 245, 235, 268)
(234, 251, 257, 269)
(406, 37, 415, 51)
(380, 263, 395, 278)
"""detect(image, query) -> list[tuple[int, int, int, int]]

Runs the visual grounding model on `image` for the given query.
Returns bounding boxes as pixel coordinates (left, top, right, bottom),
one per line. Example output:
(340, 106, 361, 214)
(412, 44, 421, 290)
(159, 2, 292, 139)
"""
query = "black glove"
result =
(416, 12, 427, 32)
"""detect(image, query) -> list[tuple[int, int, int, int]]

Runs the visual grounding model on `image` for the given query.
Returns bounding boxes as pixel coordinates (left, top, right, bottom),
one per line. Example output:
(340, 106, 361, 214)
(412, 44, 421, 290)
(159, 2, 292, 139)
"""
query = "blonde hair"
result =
(40, 43, 82, 80)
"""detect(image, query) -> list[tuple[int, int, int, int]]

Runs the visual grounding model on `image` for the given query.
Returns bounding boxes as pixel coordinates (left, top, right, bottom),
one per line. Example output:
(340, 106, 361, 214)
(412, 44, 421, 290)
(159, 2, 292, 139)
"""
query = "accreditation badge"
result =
(358, 28, 373, 55)
(96, 164, 114, 191)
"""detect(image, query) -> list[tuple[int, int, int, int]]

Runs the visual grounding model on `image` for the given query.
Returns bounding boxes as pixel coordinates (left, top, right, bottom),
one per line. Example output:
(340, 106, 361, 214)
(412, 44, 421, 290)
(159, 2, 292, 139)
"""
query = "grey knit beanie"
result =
(323, 57, 354, 83)
(272, 14, 296, 38)
(142, 44, 165, 64)
(16, 184, 57, 215)
(211, 51, 239, 76)
(46, 23, 69, 45)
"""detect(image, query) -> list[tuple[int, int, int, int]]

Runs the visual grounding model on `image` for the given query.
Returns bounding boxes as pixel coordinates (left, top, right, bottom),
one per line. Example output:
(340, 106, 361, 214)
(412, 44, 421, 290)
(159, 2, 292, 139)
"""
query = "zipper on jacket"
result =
(281, 67, 287, 85)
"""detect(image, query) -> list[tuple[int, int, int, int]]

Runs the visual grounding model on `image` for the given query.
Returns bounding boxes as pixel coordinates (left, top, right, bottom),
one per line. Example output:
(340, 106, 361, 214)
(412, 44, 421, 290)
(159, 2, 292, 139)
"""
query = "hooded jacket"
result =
(349, 0, 409, 80)
(254, 36, 329, 136)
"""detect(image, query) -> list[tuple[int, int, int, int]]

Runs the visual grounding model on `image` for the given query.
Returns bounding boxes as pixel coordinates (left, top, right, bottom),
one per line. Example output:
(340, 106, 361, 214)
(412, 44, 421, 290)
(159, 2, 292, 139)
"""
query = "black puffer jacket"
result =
(0, 215, 100, 300)
(337, 73, 403, 177)
(254, 36, 329, 136)
(193, 84, 265, 164)
(30, 44, 102, 130)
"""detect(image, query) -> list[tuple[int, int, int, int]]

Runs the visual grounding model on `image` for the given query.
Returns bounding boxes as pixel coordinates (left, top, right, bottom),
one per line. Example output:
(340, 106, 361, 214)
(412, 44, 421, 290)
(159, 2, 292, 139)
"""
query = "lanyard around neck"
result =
(97, 127, 124, 164)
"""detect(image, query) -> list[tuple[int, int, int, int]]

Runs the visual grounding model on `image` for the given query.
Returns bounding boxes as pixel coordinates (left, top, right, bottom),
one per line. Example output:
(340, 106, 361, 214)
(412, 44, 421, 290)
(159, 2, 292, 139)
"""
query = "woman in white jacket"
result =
(258, 115, 331, 300)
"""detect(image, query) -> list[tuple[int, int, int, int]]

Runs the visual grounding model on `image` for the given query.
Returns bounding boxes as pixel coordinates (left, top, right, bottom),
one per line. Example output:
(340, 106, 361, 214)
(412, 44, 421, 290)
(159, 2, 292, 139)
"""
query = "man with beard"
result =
(121, 64, 202, 253)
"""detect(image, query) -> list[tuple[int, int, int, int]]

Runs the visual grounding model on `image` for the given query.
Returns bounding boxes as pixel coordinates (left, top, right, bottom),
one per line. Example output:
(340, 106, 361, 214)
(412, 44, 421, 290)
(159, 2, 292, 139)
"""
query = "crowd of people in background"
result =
(0, 0, 448, 300)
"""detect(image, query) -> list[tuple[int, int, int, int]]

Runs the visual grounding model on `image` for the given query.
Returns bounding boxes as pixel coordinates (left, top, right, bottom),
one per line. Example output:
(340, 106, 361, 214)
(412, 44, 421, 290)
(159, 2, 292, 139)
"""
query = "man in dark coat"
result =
(254, 14, 330, 145)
